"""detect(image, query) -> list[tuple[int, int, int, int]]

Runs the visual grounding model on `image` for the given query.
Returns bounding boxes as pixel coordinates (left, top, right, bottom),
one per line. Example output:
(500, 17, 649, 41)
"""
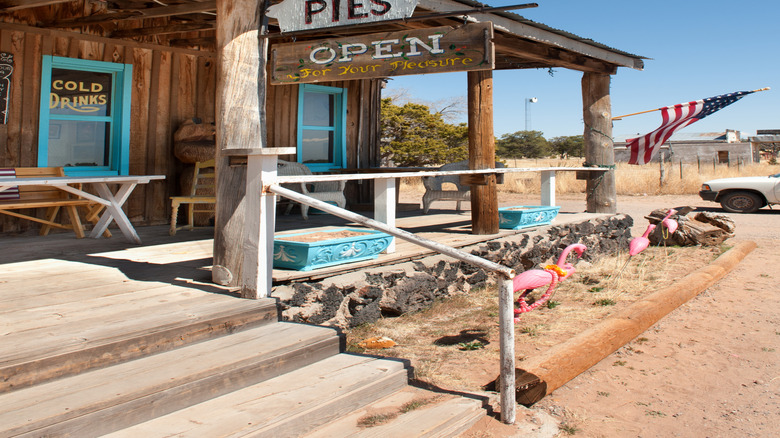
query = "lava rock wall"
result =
(273, 214, 633, 328)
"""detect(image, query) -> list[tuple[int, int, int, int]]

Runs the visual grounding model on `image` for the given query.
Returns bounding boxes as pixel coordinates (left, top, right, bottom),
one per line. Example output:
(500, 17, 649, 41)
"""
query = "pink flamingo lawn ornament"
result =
(630, 224, 656, 256)
(616, 224, 656, 277)
(513, 243, 587, 321)
(660, 209, 679, 235)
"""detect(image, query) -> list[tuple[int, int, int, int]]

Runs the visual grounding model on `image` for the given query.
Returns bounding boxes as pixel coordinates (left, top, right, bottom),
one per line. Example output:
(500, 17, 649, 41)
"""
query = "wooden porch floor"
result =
(0, 206, 606, 435)
(0, 206, 604, 358)
(0, 206, 603, 281)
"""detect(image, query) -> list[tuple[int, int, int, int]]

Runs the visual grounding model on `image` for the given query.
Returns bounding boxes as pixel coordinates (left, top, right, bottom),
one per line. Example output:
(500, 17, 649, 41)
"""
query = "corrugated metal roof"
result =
(446, 0, 647, 61)
(613, 132, 734, 143)
(750, 135, 780, 143)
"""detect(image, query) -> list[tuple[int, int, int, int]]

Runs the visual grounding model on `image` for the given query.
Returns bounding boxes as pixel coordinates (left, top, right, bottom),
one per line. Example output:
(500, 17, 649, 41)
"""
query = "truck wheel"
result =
(720, 191, 763, 213)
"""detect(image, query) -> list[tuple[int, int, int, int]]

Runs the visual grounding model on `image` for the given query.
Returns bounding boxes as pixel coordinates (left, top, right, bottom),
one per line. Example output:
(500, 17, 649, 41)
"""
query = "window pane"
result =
(48, 120, 109, 167)
(301, 130, 334, 164)
(49, 69, 112, 117)
(302, 92, 334, 127)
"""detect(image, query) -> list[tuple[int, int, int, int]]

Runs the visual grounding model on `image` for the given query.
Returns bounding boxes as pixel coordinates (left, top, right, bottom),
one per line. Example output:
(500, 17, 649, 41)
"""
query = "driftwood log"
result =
(486, 240, 756, 406)
(647, 208, 735, 246)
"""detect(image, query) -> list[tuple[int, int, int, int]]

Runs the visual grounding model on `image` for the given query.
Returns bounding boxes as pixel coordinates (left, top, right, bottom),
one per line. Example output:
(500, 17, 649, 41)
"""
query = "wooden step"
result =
(103, 353, 410, 438)
(304, 387, 487, 438)
(0, 322, 341, 437)
(0, 295, 279, 393)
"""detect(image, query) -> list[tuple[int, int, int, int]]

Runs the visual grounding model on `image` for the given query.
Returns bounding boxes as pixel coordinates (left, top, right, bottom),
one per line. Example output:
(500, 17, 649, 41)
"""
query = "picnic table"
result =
(0, 174, 165, 244)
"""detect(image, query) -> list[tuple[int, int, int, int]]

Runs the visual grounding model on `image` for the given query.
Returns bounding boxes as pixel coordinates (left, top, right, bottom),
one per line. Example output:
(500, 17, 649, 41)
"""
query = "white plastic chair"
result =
(277, 160, 346, 219)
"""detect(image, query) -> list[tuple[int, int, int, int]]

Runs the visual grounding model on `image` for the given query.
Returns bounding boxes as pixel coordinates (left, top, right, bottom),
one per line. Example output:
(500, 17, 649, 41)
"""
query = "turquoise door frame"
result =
(296, 83, 347, 172)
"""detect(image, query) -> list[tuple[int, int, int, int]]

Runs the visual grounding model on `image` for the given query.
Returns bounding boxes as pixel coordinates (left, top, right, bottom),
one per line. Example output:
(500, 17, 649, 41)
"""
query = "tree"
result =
(380, 98, 468, 167)
(495, 130, 551, 159)
(549, 135, 584, 158)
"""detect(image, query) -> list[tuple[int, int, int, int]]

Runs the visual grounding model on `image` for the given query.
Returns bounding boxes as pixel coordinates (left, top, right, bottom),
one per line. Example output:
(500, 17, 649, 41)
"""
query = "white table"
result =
(0, 175, 165, 244)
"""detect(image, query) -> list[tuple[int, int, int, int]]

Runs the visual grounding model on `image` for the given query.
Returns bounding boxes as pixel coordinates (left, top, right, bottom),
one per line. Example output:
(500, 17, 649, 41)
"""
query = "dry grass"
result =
(400, 158, 779, 197)
(345, 245, 721, 392)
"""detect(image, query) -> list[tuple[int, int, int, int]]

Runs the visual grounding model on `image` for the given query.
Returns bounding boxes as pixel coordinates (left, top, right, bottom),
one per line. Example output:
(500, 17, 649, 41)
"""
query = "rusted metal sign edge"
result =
(270, 22, 495, 84)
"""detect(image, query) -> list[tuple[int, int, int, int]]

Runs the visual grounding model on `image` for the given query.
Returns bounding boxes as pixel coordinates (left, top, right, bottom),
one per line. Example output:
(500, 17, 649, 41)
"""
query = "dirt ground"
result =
(399, 192, 780, 437)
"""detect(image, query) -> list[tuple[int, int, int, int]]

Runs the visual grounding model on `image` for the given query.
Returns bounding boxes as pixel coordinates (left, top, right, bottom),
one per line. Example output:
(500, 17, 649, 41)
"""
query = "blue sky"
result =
(384, 0, 779, 139)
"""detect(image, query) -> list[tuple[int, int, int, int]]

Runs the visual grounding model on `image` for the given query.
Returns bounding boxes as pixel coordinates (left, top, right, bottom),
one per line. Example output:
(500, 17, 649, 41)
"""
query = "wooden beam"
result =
(212, 0, 268, 295)
(47, 1, 217, 29)
(111, 22, 215, 38)
(418, 0, 644, 70)
(511, 240, 757, 406)
(0, 22, 216, 57)
(170, 37, 216, 49)
(493, 34, 617, 74)
(582, 72, 616, 213)
(467, 70, 499, 235)
(47, 11, 142, 29)
(0, 0, 70, 11)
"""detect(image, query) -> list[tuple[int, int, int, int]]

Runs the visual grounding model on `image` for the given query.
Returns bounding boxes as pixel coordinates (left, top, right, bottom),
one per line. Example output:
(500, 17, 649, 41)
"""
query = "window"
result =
(38, 56, 132, 176)
(297, 84, 347, 172)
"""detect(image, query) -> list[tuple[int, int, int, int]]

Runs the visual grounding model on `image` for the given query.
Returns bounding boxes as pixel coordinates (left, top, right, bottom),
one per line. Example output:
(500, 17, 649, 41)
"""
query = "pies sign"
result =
(266, 0, 418, 33)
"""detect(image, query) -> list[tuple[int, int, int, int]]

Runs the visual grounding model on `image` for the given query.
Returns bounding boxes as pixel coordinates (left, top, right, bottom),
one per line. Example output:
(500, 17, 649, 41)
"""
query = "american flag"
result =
(627, 90, 755, 165)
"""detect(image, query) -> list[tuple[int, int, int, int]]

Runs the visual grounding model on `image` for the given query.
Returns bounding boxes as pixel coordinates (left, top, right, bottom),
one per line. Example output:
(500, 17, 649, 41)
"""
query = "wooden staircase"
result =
(0, 294, 486, 437)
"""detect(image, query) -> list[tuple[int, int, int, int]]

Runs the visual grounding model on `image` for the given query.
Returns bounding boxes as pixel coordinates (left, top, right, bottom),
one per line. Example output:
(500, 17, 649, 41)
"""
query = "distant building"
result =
(750, 130, 780, 163)
(613, 130, 758, 164)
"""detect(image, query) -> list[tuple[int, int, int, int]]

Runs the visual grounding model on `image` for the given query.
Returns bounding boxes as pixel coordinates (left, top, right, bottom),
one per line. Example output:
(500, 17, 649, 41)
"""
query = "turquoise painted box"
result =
(273, 228, 393, 271)
(498, 205, 561, 230)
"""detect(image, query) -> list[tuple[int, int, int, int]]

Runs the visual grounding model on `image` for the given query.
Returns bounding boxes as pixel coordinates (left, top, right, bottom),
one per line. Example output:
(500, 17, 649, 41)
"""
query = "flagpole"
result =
(612, 87, 771, 120)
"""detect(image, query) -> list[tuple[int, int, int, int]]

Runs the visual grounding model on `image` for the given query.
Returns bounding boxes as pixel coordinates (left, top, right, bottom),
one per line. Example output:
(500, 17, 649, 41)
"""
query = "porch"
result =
(0, 202, 608, 436)
(0, 196, 603, 275)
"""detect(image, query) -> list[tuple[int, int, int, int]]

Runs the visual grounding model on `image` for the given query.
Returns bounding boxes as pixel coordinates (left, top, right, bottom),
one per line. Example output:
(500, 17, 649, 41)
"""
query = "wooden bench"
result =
(0, 167, 105, 238)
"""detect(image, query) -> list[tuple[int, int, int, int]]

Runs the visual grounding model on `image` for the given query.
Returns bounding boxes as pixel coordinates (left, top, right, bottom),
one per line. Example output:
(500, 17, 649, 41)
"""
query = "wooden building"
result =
(0, 0, 644, 238)
(0, 1, 648, 427)
(0, 0, 648, 298)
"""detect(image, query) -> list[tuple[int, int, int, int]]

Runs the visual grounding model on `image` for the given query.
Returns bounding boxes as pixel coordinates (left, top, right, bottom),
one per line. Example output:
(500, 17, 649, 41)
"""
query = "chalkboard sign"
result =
(0, 52, 13, 125)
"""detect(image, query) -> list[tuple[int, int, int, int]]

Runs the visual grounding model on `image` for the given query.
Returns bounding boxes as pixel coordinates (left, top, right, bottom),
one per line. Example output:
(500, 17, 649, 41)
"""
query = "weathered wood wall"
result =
(0, 29, 382, 234)
(0, 24, 216, 233)
(266, 79, 383, 204)
(0, 0, 382, 234)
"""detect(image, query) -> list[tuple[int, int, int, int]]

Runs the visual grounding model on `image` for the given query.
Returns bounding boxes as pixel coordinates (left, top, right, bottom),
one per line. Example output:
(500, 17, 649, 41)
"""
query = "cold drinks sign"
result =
(266, 0, 419, 33)
(271, 23, 495, 84)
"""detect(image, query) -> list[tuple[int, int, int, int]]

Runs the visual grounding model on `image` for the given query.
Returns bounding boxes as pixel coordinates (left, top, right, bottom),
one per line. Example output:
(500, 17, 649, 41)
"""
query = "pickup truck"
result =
(699, 173, 780, 213)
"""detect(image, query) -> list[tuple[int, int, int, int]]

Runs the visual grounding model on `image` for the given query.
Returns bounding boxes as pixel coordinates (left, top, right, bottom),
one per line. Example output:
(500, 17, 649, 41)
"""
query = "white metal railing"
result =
(275, 166, 608, 210)
(269, 183, 519, 424)
(249, 160, 610, 424)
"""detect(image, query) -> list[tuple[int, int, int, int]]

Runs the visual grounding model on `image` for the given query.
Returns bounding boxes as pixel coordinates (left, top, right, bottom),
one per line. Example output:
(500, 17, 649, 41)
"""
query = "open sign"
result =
(271, 23, 494, 84)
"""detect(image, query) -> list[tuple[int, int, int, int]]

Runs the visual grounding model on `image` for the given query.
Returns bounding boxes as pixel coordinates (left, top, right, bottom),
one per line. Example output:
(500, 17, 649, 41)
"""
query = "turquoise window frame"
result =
(37, 56, 132, 176)
(296, 84, 347, 172)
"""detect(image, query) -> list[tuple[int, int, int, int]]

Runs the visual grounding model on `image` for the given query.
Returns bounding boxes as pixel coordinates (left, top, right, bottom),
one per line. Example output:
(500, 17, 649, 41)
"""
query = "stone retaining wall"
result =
(272, 214, 634, 329)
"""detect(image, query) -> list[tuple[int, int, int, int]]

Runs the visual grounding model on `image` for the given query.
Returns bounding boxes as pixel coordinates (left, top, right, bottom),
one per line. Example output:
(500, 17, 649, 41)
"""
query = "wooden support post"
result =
(241, 154, 278, 298)
(468, 70, 498, 234)
(374, 177, 396, 253)
(582, 72, 616, 213)
(212, 0, 268, 290)
(540, 170, 555, 206)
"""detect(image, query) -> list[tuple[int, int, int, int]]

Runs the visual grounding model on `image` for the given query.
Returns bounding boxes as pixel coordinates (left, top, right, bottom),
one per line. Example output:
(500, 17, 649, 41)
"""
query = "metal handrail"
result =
(269, 183, 519, 424)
